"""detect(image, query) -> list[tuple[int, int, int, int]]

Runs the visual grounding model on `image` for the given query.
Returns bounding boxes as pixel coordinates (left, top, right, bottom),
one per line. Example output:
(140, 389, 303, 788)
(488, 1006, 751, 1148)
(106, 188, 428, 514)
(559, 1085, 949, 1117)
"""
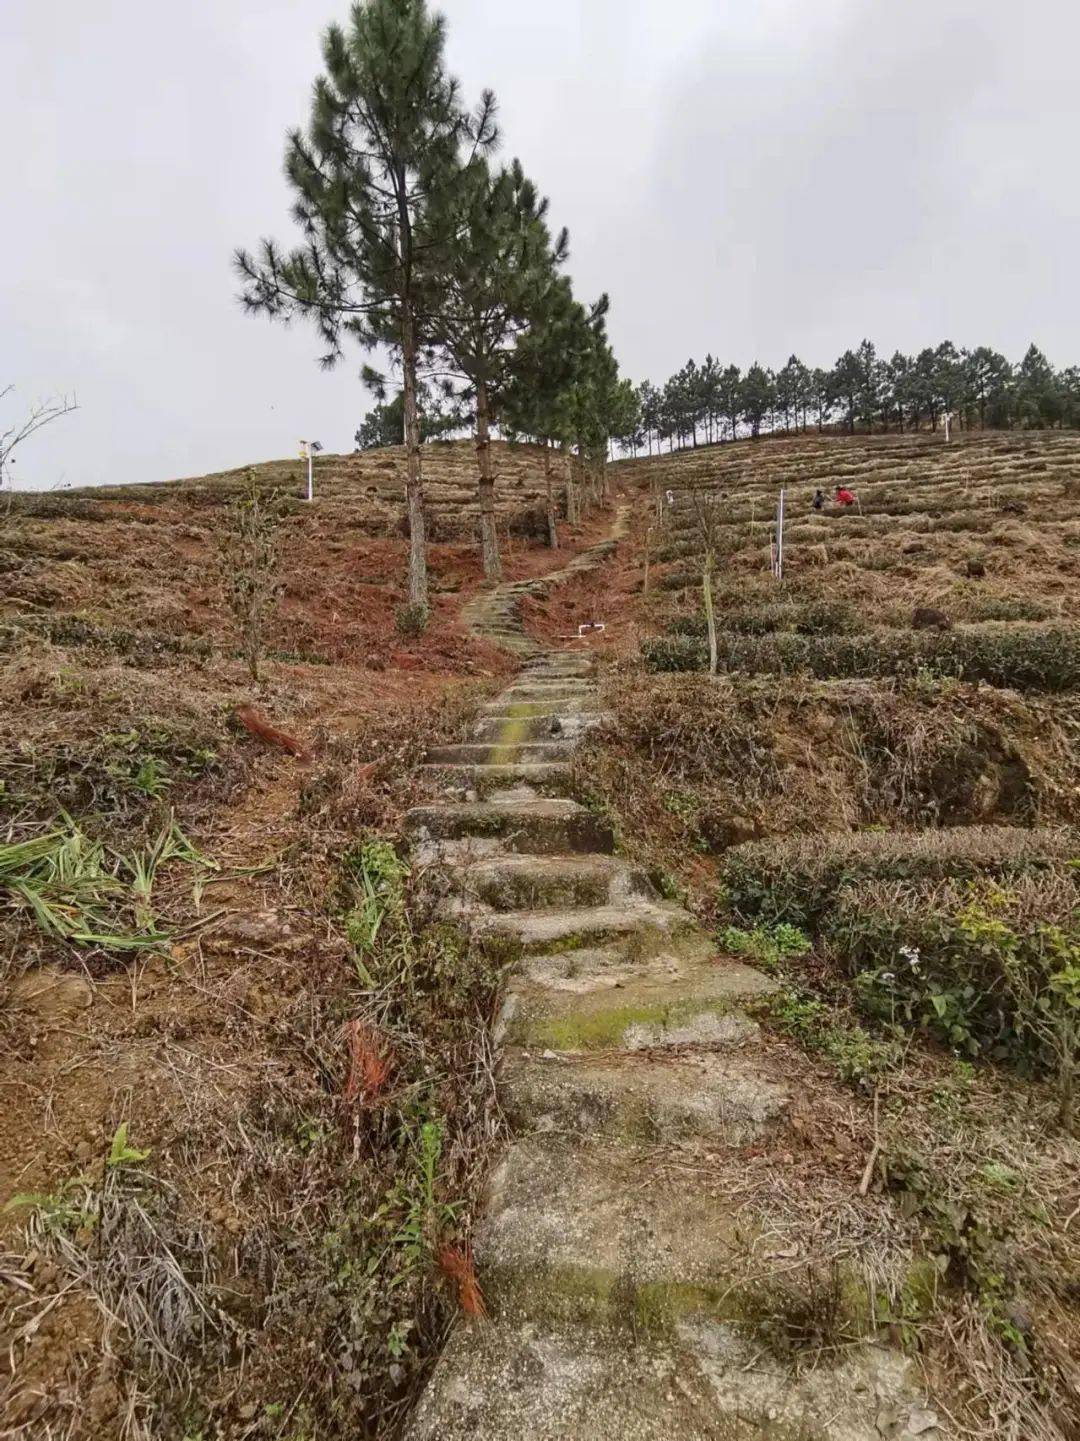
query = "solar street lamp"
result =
(299, 439, 324, 501)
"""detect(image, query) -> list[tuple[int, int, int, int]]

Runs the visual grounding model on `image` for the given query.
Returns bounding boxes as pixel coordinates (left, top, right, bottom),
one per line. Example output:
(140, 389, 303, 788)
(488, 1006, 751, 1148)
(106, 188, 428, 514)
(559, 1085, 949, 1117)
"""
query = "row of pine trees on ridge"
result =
(627, 340, 1080, 455)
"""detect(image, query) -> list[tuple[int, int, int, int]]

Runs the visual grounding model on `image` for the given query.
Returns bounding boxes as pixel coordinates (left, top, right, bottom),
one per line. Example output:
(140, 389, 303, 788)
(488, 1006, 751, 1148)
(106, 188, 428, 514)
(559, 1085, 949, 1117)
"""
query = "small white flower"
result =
(899, 944, 922, 974)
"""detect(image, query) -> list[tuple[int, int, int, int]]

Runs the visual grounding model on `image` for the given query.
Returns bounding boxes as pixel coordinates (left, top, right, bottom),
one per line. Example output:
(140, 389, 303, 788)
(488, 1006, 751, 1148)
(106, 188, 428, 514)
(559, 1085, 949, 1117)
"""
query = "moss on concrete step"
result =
(405, 798, 615, 855)
(506, 941, 773, 1051)
(475, 1137, 885, 1345)
(481, 698, 600, 720)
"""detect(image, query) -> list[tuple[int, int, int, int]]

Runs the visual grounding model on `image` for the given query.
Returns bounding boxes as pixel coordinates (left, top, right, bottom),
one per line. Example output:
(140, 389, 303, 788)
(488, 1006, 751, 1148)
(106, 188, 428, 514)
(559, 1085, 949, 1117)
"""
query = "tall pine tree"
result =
(424, 158, 567, 580)
(234, 0, 496, 615)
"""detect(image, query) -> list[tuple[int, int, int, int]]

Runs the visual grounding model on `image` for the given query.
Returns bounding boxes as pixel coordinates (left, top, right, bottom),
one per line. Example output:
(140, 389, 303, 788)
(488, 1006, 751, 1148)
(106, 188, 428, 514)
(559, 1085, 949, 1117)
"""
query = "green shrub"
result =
(656, 567, 697, 590)
(669, 599, 864, 640)
(761, 986, 897, 1084)
(823, 875, 1080, 1114)
(667, 614, 709, 638)
(395, 603, 428, 637)
(720, 921, 811, 971)
(641, 634, 704, 672)
(964, 596, 1053, 624)
(643, 624, 1080, 692)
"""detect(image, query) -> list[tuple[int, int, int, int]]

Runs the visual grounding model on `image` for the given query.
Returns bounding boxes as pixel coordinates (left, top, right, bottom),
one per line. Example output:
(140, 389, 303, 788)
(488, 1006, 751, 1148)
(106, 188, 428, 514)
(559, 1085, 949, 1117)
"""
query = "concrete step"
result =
(522, 660, 594, 679)
(501, 1049, 790, 1146)
(451, 854, 655, 911)
(421, 762, 572, 787)
(501, 687, 597, 707)
(480, 698, 599, 719)
(472, 712, 606, 745)
(405, 1316, 939, 1441)
(476, 1136, 744, 1326)
(426, 741, 574, 765)
(504, 938, 774, 1052)
(405, 798, 615, 856)
(451, 899, 693, 953)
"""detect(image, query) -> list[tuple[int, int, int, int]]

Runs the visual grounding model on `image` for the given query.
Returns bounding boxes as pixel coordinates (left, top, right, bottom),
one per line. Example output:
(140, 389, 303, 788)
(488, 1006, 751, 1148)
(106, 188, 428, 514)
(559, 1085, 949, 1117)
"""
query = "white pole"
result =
(776, 488, 786, 582)
(307, 448, 314, 502)
(944, 410, 952, 443)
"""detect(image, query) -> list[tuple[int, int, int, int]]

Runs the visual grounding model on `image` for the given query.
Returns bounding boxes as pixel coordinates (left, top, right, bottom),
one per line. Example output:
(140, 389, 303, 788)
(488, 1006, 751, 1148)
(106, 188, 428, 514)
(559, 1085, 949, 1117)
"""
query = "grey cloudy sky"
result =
(5, 0, 1078, 489)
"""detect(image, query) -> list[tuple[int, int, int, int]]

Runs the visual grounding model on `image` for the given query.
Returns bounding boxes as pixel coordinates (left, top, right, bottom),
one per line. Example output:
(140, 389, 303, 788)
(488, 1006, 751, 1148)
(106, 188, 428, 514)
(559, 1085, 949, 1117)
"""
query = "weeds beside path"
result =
(0, 497, 621, 1439)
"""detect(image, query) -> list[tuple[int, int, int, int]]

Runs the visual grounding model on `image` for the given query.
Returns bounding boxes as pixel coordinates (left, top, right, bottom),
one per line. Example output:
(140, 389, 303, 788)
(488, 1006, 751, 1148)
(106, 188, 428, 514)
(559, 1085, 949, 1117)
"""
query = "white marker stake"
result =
(775, 488, 786, 582)
(944, 410, 952, 443)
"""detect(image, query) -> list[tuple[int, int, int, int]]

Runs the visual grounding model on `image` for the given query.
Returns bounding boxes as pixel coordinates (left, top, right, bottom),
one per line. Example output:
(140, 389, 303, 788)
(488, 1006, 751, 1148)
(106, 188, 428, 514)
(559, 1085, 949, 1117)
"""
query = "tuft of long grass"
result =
(0, 814, 213, 952)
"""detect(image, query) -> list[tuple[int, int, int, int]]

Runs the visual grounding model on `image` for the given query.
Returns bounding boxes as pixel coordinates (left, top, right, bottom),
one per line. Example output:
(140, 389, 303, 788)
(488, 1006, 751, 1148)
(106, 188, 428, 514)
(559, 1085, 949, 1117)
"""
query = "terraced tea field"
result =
(625, 429, 1080, 630)
(40, 437, 571, 540)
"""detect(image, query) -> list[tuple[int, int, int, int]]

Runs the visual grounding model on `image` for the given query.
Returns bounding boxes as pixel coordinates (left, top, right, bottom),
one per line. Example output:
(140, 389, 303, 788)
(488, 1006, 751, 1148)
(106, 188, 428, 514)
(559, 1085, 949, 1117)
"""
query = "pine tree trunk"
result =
(574, 449, 587, 517)
(564, 446, 579, 525)
(544, 442, 559, 549)
(475, 380, 501, 582)
(402, 304, 427, 611)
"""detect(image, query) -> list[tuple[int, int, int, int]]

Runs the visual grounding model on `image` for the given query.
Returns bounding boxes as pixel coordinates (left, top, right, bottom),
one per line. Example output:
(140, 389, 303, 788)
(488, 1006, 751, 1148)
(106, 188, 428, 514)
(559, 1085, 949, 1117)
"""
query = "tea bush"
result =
(823, 876, 1080, 1117)
(719, 920, 812, 971)
(720, 827, 1077, 930)
(964, 596, 1053, 624)
(668, 599, 864, 640)
(643, 624, 1080, 692)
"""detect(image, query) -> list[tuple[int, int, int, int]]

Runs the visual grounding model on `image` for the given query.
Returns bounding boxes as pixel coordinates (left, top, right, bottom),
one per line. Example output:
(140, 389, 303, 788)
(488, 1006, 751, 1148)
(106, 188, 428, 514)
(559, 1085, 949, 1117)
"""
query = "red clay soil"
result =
(520, 484, 650, 662)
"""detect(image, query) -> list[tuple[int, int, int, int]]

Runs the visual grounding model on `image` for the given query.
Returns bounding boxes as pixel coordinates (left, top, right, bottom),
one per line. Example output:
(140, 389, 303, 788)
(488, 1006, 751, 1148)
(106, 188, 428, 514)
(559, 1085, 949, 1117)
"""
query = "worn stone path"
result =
(404, 510, 942, 1441)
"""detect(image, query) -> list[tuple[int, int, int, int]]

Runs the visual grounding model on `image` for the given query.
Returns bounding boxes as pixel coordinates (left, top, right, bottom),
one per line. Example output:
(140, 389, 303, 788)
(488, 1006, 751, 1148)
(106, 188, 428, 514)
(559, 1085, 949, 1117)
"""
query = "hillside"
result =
(36, 438, 568, 539)
(3, 431, 1080, 1441)
(0, 441, 615, 1439)
(620, 428, 1080, 621)
(500, 428, 1080, 1440)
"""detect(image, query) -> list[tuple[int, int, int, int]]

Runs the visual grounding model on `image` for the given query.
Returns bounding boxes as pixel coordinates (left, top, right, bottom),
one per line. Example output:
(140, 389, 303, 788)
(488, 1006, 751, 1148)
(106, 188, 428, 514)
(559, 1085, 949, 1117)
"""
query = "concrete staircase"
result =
(402, 511, 942, 1441)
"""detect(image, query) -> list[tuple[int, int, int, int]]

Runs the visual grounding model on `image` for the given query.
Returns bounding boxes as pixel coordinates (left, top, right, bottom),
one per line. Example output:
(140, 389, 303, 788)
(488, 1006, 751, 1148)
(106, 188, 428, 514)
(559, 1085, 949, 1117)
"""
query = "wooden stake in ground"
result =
(688, 488, 723, 676)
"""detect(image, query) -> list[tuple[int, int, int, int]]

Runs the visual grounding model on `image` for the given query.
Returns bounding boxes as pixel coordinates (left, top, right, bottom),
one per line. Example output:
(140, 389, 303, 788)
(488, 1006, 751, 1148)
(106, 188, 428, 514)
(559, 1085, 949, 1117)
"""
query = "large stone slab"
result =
(405, 1318, 942, 1441)
(501, 1049, 790, 1145)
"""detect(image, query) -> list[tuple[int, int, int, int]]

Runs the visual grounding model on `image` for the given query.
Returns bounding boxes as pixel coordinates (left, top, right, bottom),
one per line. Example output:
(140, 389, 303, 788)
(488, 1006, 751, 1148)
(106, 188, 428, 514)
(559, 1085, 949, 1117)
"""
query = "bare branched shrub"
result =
(219, 470, 285, 681)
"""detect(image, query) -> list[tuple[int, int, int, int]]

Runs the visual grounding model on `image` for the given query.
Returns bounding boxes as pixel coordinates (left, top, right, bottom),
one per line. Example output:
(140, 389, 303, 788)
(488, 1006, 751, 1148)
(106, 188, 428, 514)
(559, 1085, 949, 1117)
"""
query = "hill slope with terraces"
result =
(27, 437, 568, 540)
(620, 429, 1080, 631)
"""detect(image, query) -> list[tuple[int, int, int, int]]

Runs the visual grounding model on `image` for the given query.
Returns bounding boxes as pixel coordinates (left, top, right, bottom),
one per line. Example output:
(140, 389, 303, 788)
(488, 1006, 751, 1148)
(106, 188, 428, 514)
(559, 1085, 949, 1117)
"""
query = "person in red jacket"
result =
(835, 486, 856, 507)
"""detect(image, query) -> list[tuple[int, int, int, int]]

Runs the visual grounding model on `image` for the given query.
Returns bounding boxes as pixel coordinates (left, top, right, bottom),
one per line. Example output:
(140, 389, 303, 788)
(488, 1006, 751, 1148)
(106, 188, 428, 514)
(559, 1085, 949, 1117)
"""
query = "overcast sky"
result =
(5, 0, 1078, 489)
